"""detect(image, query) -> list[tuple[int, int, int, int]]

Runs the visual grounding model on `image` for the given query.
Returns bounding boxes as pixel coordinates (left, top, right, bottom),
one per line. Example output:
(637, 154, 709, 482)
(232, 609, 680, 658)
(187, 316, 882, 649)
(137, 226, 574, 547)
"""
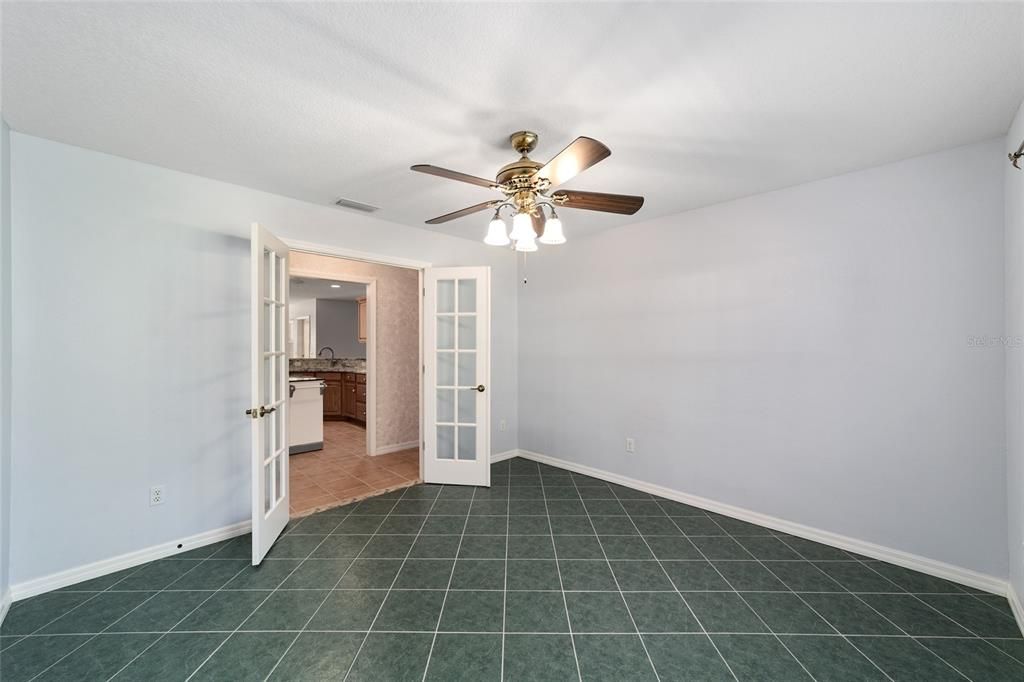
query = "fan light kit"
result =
(412, 131, 644, 250)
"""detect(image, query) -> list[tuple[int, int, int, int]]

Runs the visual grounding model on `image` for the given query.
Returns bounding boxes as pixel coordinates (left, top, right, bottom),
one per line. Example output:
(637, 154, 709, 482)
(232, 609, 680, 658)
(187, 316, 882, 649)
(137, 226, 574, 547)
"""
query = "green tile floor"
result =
(2, 457, 1023, 680)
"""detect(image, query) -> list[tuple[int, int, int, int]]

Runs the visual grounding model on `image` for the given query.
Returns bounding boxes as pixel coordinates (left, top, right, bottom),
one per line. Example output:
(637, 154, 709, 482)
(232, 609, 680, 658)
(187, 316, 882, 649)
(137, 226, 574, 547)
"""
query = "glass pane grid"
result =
(433, 276, 480, 463)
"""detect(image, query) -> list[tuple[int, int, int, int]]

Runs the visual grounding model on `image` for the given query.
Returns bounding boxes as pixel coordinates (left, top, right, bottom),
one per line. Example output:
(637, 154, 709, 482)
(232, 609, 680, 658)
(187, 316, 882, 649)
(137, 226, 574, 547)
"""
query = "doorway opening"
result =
(286, 251, 422, 516)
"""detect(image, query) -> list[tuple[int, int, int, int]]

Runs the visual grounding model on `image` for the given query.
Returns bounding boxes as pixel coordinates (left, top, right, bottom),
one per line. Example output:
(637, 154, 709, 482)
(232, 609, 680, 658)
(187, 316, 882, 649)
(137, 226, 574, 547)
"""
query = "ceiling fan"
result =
(411, 131, 644, 251)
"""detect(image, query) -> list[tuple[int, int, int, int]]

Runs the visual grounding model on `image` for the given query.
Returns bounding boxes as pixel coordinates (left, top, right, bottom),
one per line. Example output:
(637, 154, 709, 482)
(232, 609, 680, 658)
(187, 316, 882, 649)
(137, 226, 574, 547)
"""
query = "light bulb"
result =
(509, 211, 535, 242)
(514, 233, 538, 252)
(538, 216, 566, 245)
(483, 216, 510, 246)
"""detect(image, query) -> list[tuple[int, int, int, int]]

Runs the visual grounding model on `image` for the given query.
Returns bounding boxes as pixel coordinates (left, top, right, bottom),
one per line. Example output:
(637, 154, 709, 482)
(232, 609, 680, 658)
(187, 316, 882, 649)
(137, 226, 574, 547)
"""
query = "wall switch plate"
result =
(499, 419, 507, 432)
(150, 486, 165, 506)
(625, 438, 635, 453)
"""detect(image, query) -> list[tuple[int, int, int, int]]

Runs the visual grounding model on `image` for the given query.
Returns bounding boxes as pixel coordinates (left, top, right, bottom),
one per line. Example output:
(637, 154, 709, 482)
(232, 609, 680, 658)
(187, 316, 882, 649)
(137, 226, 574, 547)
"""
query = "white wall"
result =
(316, 299, 364, 358)
(1007, 98, 1024, 601)
(0, 117, 12, 614)
(9, 133, 518, 588)
(519, 139, 1007, 578)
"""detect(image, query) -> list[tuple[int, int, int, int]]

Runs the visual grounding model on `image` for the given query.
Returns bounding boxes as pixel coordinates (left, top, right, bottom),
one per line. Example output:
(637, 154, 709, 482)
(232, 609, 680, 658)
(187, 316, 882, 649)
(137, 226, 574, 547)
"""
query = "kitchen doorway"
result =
(286, 251, 422, 516)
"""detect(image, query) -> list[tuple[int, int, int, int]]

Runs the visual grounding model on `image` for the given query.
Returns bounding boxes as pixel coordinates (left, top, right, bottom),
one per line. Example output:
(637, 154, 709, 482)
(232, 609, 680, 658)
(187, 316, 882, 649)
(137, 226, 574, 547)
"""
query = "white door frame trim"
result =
(284, 238, 429, 460)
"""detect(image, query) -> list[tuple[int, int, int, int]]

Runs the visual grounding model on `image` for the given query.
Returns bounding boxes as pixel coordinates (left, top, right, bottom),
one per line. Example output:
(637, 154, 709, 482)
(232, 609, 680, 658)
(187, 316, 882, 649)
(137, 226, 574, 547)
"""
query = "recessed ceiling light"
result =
(330, 284, 341, 288)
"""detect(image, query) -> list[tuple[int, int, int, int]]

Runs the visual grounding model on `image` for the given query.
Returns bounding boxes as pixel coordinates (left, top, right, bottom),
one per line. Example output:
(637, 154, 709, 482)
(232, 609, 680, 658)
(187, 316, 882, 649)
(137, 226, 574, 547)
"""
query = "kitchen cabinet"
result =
(317, 372, 343, 418)
(342, 372, 366, 422)
(357, 297, 367, 343)
(315, 371, 366, 424)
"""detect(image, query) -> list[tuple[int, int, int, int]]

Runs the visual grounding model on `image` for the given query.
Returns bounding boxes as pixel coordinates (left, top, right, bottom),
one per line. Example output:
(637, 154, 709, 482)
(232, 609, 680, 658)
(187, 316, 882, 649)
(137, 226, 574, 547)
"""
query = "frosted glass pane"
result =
(275, 409, 285, 453)
(264, 249, 274, 299)
(437, 388, 455, 423)
(457, 426, 476, 460)
(262, 406, 274, 455)
(437, 352, 455, 386)
(264, 462, 274, 512)
(263, 303, 274, 356)
(274, 454, 285, 503)
(458, 390, 476, 424)
(437, 280, 456, 313)
(263, 355, 275, 404)
(458, 315, 476, 350)
(437, 316, 455, 350)
(458, 352, 476, 386)
(458, 279, 476, 313)
(437, 425, 455, 459)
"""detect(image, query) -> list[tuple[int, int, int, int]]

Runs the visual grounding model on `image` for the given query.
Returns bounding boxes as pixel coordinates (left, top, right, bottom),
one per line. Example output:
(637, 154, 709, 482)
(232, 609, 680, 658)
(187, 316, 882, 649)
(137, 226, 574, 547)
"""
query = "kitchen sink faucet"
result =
(318, 346, 335, 360)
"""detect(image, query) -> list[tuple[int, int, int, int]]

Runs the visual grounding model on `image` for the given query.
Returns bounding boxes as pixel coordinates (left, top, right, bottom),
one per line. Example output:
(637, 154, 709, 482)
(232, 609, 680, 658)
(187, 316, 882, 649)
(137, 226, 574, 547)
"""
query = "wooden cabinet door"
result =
(319, 372, 343, 418)
(341, 373, 358, 418)
(357, 297, 367, 343)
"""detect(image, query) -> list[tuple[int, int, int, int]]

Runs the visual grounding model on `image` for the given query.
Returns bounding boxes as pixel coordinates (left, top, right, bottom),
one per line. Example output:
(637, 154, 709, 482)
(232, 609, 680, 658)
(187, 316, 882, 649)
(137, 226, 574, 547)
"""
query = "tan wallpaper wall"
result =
(290, 251, 419, 452)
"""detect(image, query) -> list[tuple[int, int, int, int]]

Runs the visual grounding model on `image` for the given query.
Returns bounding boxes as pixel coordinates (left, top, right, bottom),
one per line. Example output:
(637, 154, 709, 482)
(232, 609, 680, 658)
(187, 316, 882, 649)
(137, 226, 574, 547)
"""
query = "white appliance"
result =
(288, 376, 324, 454)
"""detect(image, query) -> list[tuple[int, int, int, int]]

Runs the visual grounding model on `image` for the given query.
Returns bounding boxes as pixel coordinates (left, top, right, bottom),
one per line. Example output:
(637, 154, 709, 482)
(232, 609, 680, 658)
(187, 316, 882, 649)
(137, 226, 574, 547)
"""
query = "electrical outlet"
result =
(499, 419, 507, 432)
(625, 438, 635, 454)
(150, 486, 165, 506)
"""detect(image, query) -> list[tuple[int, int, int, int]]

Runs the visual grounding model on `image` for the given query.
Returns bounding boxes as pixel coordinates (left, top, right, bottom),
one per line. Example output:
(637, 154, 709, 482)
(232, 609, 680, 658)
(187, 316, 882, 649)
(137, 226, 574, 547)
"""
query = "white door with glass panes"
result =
(249, 222, 290, 564)
(424, 267, 491, 486)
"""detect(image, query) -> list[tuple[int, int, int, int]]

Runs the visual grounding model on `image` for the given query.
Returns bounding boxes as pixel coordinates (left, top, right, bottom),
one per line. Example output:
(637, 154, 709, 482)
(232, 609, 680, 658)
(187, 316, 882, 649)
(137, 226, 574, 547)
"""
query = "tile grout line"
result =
(602, 489, 742, 681)
(694, 518, 878, 682)
(182, 502, 366, 682)
(102, 532, 286, 675)
(419, 485, 477, 682)
(765, 533, 971, 681)
(569, 475, 663, 682)
(538, 462, 584, 682)
(26, 554, 219, 681)
(261, 501, 389, 681)
(6, 628, 1018, 638)
(847, 545, 1022, 676)
(612, 489, 743, 682)
(339, 482, 454, 681)
(500, 462, 511, 682)
(3, 558, 155, 651)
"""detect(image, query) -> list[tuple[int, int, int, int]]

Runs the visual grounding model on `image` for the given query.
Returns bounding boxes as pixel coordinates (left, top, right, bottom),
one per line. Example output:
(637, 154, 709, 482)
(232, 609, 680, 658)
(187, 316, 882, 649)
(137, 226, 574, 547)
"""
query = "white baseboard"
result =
(514, 448, 1008, 596)
(0, 589, 11, 627)
(1009, 583, 1024, 638)
(373, 440, 419, 456)
(10, 520, 252, 602)
(491, 449, 519, 463)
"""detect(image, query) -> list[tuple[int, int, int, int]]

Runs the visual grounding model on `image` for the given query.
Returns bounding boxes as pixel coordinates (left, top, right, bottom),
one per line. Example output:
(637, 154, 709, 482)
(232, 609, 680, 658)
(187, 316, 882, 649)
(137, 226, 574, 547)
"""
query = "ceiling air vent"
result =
(334, 197, 380, 213)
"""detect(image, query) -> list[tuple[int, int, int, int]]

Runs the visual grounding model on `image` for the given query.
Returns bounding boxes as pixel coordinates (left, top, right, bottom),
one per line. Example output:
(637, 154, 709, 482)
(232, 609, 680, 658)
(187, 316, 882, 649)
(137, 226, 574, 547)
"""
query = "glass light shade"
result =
(514, 233, 538, 252)
(508, 211, 535, 242)
(483, 217, 510, 246)
(538, 216, 566, 245)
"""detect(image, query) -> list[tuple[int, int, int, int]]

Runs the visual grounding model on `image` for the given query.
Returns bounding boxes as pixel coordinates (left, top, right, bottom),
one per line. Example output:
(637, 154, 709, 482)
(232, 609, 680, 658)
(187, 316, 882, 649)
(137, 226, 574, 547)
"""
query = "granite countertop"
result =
(289, 358, 366, 374)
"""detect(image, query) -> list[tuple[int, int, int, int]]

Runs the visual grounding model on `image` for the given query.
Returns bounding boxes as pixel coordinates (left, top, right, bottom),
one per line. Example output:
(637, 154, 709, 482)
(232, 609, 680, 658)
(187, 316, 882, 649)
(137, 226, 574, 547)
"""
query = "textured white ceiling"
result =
(290, 277, 365, 302)
(3, 2, 1022, 242)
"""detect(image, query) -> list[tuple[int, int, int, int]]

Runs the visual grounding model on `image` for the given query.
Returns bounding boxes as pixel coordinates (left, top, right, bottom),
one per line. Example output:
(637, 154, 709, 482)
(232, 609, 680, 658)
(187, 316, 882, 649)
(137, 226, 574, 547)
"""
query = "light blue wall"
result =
(1007, 97, 1024, 603)
(316, 298, 364, 359)
(8, 132, 518, 589)
(0, 118, 12, 613)
(518, 140, 1008, 578)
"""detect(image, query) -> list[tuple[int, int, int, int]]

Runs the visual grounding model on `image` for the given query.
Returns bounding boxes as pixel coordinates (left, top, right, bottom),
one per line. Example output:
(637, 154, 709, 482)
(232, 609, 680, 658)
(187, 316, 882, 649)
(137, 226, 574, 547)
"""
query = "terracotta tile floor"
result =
(289, 420, 420, 517)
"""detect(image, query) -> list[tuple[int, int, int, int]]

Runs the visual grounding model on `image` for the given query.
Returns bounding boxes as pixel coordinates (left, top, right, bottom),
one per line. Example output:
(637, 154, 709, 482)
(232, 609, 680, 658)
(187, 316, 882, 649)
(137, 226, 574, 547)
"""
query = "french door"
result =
(249, 223, 290, 564)
(424, 267, 491, 487)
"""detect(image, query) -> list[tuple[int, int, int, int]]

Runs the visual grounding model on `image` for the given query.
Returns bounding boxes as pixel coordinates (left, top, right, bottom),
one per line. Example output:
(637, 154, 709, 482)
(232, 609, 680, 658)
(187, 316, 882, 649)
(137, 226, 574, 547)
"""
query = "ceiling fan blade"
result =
(425, 200, 503, 225)
(533, 137, 611, 188)
(411, 164, 501, 190)
(553, 190, 645, 215)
